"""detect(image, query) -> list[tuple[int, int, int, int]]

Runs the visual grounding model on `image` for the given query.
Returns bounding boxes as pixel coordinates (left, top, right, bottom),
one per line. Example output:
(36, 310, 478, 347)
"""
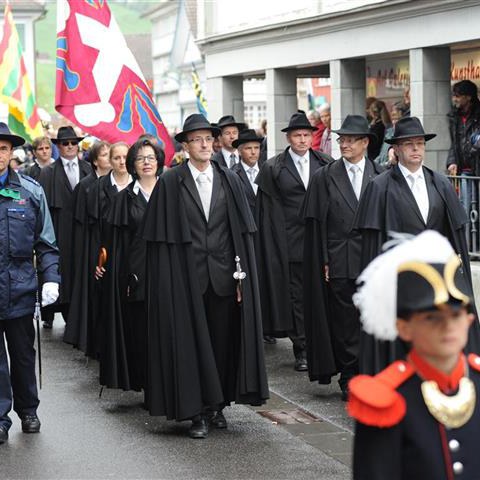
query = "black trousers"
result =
(327, 278, 360, 388)
(203, 284, 240, 409)
(0, 315, 39, 430)
(287, 262, 306, 356)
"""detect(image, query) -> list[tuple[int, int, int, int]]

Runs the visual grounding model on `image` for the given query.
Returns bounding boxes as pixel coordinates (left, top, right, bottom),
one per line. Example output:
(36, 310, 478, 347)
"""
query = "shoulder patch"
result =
(347, 361, 415, 427)
(468, 353, 480, 373)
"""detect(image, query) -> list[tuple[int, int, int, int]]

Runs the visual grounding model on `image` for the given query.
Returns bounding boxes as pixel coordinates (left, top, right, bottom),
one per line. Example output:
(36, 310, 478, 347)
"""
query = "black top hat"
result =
(332, 115, 376, 140)
(281, 112, 317, 132)
(385, 117, 436, 144)
(0, 122, 25, 148)
(396, 256, 471, 318)
(175, 114, 221, 143)
(52, 126, 85, 144)
(216, 115, 247, 131)
(232, 129, 264, 149)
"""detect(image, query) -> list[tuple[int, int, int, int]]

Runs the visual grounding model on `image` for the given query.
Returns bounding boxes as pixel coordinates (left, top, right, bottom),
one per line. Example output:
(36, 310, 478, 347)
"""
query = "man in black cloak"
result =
(302, 115, 383, 400)
(141, 114, 268, 439)
(38, 126, 92, 325)
(255, 111, 333, 371)
(354, 116, 480, 374)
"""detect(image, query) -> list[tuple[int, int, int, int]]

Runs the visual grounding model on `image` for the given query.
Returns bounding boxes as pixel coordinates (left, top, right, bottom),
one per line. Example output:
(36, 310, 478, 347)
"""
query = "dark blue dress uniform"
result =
(350, 350, 480, 480)
(0, 168, 60, 434)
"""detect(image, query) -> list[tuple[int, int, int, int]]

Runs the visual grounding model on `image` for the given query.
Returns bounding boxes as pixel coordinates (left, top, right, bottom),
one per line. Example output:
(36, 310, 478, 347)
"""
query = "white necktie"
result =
(408, 174, 429, 223)
(247, 167, 258, 194)
(350, 165, 362, 200)
(229, 153, 236, 169)
(297, 157, 308, 188)
(66, 161, 77, 189)
(196, 173, 211, 220)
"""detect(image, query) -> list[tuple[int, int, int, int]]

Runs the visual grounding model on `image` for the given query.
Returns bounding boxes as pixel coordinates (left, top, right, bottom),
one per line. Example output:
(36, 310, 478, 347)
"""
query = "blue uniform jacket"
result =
(0, 169, 60, 320)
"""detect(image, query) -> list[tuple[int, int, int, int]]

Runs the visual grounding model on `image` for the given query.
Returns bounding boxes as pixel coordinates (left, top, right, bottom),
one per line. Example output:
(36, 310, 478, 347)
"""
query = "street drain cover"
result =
(258, 409, 319, 424)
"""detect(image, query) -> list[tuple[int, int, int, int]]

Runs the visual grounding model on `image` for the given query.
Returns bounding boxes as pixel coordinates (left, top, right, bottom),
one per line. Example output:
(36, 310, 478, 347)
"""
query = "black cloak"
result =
(141, 162, 269, 421)
(254, 149, 331, 336)
(354, 164, 480, 373)
(99, 182, 148, 392)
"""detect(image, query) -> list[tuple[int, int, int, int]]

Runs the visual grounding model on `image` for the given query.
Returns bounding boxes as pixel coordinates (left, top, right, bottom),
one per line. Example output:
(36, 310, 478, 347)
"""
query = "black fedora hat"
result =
(175, 113, 221, 143)
(52, 126, 84, 144)
(216, 115, 247, 131)
(332, 115, 376, 140)
(232, 129, 264, 149)
(281, 112, 317, 132)
(0, 122, 25, 148)
(385, 117, 436, 144)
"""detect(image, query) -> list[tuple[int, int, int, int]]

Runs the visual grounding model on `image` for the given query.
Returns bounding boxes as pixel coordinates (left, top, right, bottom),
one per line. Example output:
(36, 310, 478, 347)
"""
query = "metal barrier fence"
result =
(448, 174, 480, 259)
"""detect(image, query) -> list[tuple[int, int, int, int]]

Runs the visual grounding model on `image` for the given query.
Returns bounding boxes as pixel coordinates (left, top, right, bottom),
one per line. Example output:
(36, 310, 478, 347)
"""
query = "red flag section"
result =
(55, 0, 174, 164)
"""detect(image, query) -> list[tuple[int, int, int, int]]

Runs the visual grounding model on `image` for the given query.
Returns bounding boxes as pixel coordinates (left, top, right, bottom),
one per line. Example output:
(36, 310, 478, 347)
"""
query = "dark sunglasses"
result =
(61, 140, 78, 147)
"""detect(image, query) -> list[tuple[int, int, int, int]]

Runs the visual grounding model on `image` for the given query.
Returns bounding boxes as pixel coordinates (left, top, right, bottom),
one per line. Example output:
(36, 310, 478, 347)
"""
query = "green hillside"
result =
(35, 1, 152, 114)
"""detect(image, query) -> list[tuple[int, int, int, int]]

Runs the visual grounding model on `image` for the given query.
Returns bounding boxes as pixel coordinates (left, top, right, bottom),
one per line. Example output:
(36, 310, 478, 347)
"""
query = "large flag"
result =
(55, 0, 174, 164)
(191, 64, 208, 118)
(0, 3, 43, 142)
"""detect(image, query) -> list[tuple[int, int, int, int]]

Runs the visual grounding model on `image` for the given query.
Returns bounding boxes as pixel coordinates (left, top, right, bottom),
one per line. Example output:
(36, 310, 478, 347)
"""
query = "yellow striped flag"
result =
(0, 3, 43, 142)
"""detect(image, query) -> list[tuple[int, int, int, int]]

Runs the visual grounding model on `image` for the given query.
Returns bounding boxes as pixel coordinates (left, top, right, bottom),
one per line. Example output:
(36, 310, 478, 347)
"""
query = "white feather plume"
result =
(353, 230, 456, 341)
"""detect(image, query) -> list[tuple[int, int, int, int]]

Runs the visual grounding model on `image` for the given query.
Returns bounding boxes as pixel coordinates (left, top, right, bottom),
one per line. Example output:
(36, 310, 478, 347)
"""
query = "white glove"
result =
(41, 282, 59, 307)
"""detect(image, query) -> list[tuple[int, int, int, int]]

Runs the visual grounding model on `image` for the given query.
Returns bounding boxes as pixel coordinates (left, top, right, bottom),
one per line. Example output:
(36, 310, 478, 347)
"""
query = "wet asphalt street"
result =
(2, 318, 353, 479)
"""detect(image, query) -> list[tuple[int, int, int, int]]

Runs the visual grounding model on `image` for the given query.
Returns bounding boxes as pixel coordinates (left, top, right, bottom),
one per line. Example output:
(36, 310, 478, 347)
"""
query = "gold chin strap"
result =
(421, 377, 476, 429)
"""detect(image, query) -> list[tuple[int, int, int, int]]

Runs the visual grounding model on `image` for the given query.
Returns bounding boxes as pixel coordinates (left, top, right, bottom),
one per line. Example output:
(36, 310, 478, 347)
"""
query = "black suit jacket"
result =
(179, 163, 236, 296)
(231, 162, 257, 216)
(212, 150, 228, 168)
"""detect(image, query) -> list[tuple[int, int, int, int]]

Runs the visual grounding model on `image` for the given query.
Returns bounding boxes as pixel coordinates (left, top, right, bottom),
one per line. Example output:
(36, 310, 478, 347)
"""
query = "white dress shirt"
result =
(398, 163, 429, 223)
(289, 148, 310, 188)
(133, 180, 152, 202)
(188, 161, 214, 219)
(110, 171, 132, 191)
(343, 157, 366, 199)
(61, 156, 79, 186)
(241, 161, 259, 194)
(222, 148, 239, 168)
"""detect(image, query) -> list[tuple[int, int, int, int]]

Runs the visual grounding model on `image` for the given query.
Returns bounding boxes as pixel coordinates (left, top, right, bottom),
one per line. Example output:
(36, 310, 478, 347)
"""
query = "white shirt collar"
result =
(188, 160, 213, 182)
(61, 156, 78, 168)
(241, 160, 258, 173)
(110, 171, 132, 189)
(398, 162, 424, 181)
(343, 157, 366, 173)
(132, 180, 153, 202)
(289, 148, 310, 164)
(222, 148, 238, 164)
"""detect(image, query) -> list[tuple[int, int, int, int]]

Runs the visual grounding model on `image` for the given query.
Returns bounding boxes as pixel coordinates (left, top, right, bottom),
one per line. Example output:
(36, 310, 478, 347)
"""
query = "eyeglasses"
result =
(135, 154, 157, 164)
(187, 136, 214, 145)
(336, 137, 365, 145)
(61, 141, 78, 147)
(398, 140, 426, 149)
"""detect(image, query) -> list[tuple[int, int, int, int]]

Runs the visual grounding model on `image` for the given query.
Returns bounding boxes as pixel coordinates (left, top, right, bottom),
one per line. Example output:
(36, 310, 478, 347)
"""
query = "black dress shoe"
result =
(21, 414, 41, 433)
(42, 320, 53, 329)
(263, 336, 277, 345)
(0, 426, 8, 444)
(189, 416, 208, 439)
(294, 357, 308, 372)
(210, 410, 227, 429)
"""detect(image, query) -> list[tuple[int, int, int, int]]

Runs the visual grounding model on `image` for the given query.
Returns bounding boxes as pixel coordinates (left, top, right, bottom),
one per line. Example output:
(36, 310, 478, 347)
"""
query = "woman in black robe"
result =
(97, 138, 164, 392)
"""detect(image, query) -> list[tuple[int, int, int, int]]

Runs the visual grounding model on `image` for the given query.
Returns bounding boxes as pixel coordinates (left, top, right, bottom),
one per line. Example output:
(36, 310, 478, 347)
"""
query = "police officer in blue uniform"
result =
(0, 123, 60, 445)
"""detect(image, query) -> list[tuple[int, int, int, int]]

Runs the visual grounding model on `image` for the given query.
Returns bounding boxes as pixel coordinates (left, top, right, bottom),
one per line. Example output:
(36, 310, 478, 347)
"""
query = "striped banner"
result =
(0, 3, 43, 142)
(192, 64, 208, 118)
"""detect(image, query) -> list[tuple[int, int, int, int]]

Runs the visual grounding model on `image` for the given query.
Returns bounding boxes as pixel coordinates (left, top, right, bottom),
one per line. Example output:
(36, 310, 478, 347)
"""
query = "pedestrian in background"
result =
(0, 123, 60, 445)
(307, 109, 326, 151)
(24, 136, 55, 181)
(367, 99, 391, 161)
(319, 103, 332, 156)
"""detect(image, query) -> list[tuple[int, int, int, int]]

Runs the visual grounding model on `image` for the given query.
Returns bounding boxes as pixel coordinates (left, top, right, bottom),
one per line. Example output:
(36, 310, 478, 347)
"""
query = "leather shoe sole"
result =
(21, 415, 41, 433)
(0, 426, 8, 444)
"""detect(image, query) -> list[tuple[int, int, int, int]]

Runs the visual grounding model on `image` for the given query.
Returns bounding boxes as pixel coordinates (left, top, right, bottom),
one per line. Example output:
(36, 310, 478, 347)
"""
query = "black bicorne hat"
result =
(175, 114, 221, 143)
(52, 126, 85, 144)
(281, 111, 317, 132)
(396, 256, 471, 318)
(216, 115, 247, 131)
(332, 115, 377, 140)
(385, 117, 436, 144)
(0, 122, 25, 147)
(232, 128, 264, 149)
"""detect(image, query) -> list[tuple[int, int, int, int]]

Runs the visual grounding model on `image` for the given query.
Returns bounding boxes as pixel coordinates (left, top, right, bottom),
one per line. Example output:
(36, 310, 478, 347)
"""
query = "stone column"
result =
(329, 58, 366, 158)
(265, 68, 298, 157)
(409, 47, 451, 171)
(206, 76, 244, 124)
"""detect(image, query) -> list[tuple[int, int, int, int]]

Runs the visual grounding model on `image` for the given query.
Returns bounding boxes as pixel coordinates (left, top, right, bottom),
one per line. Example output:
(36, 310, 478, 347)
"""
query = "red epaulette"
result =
(347, 360, 416, 428)
(468, 353, 480, 373)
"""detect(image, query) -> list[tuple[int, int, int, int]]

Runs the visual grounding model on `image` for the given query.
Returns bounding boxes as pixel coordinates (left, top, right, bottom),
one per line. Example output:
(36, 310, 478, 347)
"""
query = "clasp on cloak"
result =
(233, 255, 246, 287)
